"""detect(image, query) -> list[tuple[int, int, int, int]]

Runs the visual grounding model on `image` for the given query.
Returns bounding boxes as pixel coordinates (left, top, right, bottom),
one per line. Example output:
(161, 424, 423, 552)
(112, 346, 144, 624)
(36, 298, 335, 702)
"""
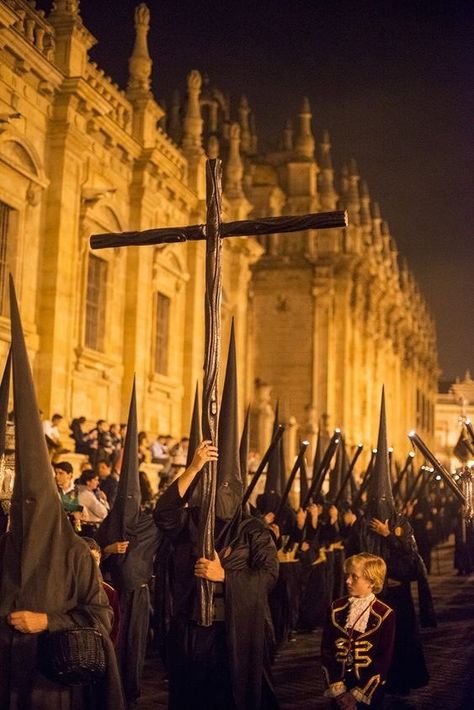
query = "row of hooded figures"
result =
(0, 275, 468, 710)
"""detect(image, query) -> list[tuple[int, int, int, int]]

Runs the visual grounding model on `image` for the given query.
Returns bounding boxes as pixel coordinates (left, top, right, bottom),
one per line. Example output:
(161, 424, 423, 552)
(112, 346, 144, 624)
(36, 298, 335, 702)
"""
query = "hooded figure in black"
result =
(96, 379, 160, 706)
(0, 276, 124, 710)
(256, 402, 296, 541)
(154, 323, 279, 710)
(350, 388, 432, 694)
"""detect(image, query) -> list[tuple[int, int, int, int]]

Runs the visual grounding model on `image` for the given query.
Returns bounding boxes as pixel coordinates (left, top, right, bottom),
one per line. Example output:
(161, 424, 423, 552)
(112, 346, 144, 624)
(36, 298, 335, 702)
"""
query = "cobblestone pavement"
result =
(138, 540, 474, 709)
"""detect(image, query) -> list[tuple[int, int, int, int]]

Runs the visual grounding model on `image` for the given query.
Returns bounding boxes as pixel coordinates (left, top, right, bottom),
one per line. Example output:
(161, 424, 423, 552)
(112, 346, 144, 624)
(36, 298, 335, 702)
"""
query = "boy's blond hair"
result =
(344, 553, 387, 593)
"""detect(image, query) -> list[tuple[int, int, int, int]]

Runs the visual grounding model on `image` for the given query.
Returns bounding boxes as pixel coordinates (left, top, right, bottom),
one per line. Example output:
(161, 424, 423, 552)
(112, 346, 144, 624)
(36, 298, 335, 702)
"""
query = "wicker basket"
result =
(37, 627, 106, 685)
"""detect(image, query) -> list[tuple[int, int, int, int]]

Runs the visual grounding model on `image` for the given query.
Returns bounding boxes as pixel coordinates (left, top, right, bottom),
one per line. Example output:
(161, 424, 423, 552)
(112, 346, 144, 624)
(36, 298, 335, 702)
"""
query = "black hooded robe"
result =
(0, 533, 124, 710)
(98, 514, 160, 704)
(154, 480, 279, 710)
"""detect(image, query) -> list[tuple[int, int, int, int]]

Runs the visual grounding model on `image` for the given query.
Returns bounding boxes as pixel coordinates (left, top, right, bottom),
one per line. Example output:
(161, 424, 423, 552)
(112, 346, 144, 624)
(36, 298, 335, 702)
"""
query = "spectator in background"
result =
(139, 470, 159, 513)
(97, 458, 119, 509)
(110, 422, 123, 470)
(70, 416, 97, 459)
(76, 468, 109, 537)
(150, 434, 169, 465)
(43, 413, 67, 456)
(150, 433, 172, 480)
(53, 460, 82, 528)
(96, 419, 114, 465)
(169, 436, 189, 478)
(138, 431, 150, 465)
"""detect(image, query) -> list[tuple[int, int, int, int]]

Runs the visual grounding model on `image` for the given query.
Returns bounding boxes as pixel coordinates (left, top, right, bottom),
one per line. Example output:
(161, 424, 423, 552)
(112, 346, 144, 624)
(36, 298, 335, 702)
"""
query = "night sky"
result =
(37, 0, 473, 381)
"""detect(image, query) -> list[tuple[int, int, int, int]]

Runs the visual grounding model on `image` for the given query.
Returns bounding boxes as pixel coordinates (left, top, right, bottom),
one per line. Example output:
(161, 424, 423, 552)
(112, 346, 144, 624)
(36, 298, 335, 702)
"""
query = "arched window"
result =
(85, 253, 108, 351)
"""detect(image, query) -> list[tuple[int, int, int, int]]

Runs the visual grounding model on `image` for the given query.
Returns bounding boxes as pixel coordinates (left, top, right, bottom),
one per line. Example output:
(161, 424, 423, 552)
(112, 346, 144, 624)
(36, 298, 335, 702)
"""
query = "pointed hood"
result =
(97, 379, 160, 590)
(0, 276, 86, 614)
(312, 428, 322, 483)
(327, 435, 344, 501)
(299, 457, 309, 509)
(187, 382, 202, 468)
(216, 321, 243, 520)
(0, 348, 11, 458)
(366, 388, 396, 521)
(97, 378, 140, 545)
(183, 383, 203, 506)
(279, 434, 287, 494)
(239, 404, 251, 486)
(264, 400, 281, 494)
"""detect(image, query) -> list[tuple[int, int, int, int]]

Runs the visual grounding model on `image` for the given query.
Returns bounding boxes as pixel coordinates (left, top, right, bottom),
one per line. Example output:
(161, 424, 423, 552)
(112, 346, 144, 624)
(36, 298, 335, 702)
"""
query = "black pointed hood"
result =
(97, 378, 160, 590)
(312, 427, 322, 483)
(0, 276, 84, 614)
(216, 321, 243, 521)
(366, 388, 396, 521)
(264, 400, 281, 494)
(239, 404, 250, 486)
(299, 457, 309, 509)
(97, 378, 140, 545)
(328, 436, 349, 502)
(187, 382, 202, 468)
(183, 383, 202, 506)
(327, 435, 344, 501)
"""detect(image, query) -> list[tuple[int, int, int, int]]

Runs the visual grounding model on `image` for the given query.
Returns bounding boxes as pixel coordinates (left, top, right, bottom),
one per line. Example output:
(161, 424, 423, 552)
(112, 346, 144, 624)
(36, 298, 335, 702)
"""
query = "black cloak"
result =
(0, 276, 124, 709)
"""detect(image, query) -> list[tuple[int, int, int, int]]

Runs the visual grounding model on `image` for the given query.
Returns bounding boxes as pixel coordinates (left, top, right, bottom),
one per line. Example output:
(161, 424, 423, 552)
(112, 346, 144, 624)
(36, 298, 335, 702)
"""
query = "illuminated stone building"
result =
(435, 371, 474, 471)
(0, 1, 438, 466)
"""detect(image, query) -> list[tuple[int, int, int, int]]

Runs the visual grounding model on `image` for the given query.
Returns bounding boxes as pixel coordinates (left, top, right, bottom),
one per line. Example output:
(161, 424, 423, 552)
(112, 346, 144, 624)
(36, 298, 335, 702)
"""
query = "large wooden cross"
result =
(91, 158, 347, 625)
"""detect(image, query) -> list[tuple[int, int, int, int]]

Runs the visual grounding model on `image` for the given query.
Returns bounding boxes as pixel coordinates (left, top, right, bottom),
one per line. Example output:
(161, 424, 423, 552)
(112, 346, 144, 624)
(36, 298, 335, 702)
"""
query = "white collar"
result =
(348, 592, 375, 605)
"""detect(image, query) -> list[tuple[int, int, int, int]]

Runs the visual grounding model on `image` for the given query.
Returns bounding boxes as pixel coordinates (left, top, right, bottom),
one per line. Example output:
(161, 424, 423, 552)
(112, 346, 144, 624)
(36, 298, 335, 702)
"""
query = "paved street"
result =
(139, 540, 474, 709)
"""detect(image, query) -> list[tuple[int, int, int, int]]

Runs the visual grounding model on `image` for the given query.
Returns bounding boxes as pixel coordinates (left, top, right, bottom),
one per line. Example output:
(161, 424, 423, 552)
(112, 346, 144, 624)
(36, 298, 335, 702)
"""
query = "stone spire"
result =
(347, 159, 360, 225)
(167, 89, 182, 144)
(282, 119, 293, 151)
(51, 0, 80, 15)
(182, 70, 203, 151)
(128, 4, 152, 93)
(295, 96, 315, 159)
(224, 123, 244, 196)
(381, 220, 392, 259)
(318, 129, 337, 210)
(359, 180, 372, 227)
(371, 201, 383, 252)
(340, 164, 349, 200)
(249, 112, 258, 154)
(239, 95, 251, 154)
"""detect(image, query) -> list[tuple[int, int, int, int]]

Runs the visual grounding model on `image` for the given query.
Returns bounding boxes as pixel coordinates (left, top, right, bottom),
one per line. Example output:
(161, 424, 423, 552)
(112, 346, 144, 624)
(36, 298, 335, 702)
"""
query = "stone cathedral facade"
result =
(0, 1, 438, 466)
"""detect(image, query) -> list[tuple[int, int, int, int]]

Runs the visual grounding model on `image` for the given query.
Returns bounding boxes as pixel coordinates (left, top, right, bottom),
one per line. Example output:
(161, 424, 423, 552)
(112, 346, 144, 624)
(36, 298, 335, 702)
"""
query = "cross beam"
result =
(90, 210, 347, 249)
(90, 158, 347, 625)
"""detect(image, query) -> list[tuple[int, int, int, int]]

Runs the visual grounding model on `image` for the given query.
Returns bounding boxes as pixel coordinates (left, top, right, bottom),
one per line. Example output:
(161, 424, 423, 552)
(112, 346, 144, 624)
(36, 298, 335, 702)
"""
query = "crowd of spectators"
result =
(46, 412, 193, 539)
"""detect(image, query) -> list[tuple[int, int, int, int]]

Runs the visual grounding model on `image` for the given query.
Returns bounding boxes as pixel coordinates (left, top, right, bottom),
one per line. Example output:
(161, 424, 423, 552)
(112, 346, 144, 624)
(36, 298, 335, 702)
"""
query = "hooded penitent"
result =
(363, 388, 397, 555)
(366, 388, 396, 520)
(96, 379, 159, 704)
(0, 277, 125, 710)
(96, 378, 159, 591)
(327, 435, 345, 502)
(183, 382, 202, 507)
(299, 457, 309, 509)
(239, 404, 250, 487)
(0, 277, 92, 615)
(216, 321, 243, 522)
(256, 401, 282, 515)
(187, 383, 202, 468)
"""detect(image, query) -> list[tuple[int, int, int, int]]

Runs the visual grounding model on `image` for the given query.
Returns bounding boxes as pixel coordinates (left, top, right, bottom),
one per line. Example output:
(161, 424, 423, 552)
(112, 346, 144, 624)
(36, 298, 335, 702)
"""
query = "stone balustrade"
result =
(85, 62, 132, 133)
(6, 0, 56, 61)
